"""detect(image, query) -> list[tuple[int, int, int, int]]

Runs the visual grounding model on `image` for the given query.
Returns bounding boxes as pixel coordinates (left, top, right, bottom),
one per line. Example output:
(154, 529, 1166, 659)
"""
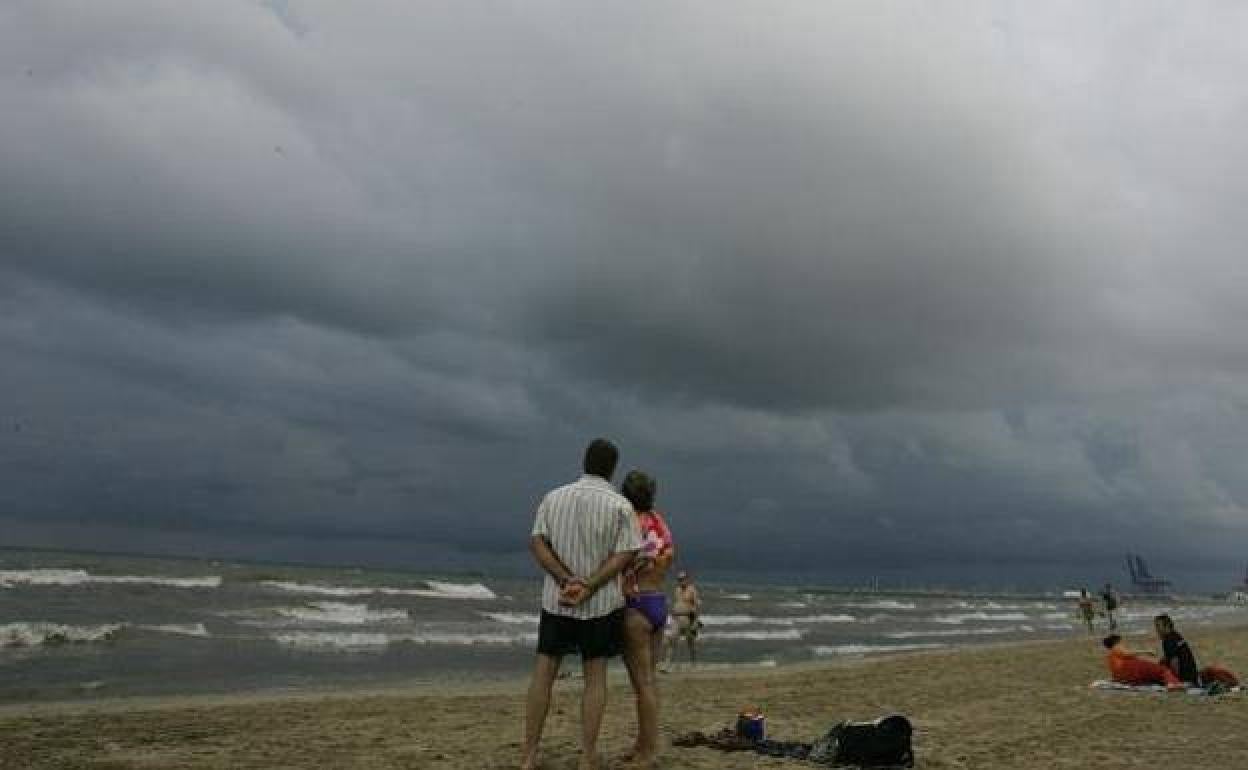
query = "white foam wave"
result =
(276, 602, 408, 626)
(272, 630, 536, 650)
(813, 643, 945, 656)
(778, 601, 808, 609)
(886, 625, 1031, 639)
(139, 623, 210, 637)
(931, 612, 1028, 624)
(479, 612, 540, 625)
(845, 600, 917, 610)
(1, 622, 125, 647)
(722, 593, 753, 601)
(700, 614, 855, 627)
(0, 569, 221, 589)
(261, 580, 496, 601)
(700, 629, 804, 641)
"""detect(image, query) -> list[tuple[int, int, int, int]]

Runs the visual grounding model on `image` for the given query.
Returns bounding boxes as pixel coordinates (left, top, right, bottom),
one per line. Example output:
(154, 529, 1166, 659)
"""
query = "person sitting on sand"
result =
(1153, 614, 1241, 690)
(523, 438, 642, 770)
(618, 470, 675, 767)
(666, 570, 701, 668)
(1103, 634, 1182, 689)
(1153, 614, 1200, 686)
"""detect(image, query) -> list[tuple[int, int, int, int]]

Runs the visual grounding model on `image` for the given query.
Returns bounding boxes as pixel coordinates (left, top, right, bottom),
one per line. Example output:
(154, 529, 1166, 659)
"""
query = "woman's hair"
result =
(1154, 614, 1175, 632)
(1103, 634, 1122, 649)
(620, 470, 656, 512)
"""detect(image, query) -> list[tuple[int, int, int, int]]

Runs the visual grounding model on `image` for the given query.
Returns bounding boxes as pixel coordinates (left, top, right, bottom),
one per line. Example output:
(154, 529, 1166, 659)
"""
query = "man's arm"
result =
(562, 549, 638, 606)
(529, 535, 577, 588)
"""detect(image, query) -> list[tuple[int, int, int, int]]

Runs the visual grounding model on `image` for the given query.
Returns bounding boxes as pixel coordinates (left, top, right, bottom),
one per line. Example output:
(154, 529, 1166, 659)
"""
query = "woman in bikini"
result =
(619, 470, 674, 767)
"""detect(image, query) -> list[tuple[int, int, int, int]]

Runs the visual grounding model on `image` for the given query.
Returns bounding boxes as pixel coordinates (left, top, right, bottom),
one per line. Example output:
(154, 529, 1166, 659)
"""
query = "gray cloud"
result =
(3, 1, 1248, 587)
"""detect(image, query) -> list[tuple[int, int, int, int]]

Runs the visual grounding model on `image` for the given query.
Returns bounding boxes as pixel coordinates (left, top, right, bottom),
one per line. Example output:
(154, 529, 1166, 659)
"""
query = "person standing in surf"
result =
(1101, 583, 1120, 631)
(666, 570, 702, 668)
(618, 470, 675, 767)
(522, 438, 642, 770)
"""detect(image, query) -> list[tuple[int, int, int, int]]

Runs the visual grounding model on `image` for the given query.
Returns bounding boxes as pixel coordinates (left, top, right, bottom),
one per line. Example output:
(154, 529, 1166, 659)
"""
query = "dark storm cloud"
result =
(3, 1, 1248, 584)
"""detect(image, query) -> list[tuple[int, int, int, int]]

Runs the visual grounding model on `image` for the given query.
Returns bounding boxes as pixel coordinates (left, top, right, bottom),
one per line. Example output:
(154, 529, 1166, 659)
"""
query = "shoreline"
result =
(0, 629, 1193, 717)
(5, 626, 1248, 768)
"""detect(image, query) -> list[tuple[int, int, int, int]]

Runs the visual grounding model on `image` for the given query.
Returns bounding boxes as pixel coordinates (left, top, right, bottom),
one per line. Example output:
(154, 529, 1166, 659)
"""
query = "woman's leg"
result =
(620, 609, 659, 762)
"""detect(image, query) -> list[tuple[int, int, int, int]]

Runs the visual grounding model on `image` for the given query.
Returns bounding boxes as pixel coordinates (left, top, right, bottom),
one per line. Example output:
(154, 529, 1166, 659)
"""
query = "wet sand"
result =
(3, 625, 1246, 769)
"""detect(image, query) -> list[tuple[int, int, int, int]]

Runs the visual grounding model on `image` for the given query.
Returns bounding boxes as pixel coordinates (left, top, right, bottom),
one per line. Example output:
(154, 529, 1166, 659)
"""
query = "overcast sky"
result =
(3, 1, 1247, 588)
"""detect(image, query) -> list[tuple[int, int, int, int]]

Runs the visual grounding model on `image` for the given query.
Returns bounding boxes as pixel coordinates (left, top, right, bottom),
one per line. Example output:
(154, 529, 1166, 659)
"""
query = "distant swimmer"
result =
(1100, 583, 1119, 630)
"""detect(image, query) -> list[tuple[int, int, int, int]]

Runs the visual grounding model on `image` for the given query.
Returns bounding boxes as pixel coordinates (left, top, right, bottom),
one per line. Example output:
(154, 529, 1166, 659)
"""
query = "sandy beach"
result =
(2, 624, 1246, 769)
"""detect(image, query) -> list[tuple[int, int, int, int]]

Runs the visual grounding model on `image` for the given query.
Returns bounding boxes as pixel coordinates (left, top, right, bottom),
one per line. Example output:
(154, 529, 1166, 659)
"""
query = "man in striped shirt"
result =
(522, 438, 642, 770)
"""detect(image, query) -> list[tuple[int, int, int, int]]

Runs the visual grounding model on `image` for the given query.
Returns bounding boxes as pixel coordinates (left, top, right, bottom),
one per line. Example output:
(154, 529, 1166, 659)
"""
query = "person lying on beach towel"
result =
(1103, 634, 1183, 689)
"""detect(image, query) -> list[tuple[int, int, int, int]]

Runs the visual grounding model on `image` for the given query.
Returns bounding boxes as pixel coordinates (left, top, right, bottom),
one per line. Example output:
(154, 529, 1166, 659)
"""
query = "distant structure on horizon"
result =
(1233, 564, 1248, 602)
(1124, 552, 1172, 595)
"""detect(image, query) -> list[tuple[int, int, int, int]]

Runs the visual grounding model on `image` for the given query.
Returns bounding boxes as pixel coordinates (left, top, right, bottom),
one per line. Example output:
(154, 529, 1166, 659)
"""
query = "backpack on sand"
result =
(809, 714, 914, 767)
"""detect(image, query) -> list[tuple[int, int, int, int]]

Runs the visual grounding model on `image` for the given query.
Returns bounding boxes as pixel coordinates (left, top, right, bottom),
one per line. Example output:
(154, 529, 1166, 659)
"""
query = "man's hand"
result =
(558, 578, 591, 607)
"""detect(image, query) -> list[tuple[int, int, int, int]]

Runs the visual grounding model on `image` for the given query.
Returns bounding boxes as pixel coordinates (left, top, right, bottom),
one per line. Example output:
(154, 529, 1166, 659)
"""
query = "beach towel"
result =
(1090, 680, 1241, 696)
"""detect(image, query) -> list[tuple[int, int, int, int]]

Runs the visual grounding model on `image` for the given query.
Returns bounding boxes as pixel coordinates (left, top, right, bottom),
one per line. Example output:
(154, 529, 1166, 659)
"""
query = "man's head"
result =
(1102, 634, 1122, 650)
(677, 571, 690, 585)
(1154, 614, 1175, 636)
(582, 438, 619, 481)
(620, 470, 656, 512)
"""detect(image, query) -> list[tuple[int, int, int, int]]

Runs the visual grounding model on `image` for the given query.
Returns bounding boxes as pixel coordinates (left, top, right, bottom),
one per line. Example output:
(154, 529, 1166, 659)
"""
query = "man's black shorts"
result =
(536, 609, 624, 660)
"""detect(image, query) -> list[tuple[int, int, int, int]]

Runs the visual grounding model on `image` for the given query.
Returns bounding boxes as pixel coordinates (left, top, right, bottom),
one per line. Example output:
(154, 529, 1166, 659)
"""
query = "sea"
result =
(3, 547, 1246, 702)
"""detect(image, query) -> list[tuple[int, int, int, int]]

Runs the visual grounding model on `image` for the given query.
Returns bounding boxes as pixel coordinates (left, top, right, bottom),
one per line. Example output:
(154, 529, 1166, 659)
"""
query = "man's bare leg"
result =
(522, 653, 562, 770)
(579, 656, 608, 770)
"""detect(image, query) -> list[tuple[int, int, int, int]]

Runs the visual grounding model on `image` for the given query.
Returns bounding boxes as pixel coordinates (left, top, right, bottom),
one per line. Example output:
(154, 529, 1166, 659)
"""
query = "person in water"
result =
(667, 570, 702, 667)
(1102, 634, 1182, 688)
(1101, 583, 1120, 631)
(1077, 589, 1096, 634)
(618, 470, 674, 767)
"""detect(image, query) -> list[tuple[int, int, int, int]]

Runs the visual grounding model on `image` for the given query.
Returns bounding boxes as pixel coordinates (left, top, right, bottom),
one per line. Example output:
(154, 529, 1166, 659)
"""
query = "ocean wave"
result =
(700, 614, 855, 627)
(138, 623, 210, 637)
(722, 593, 753, 601)
(699, 629, 804, 641)
(812, 643, 945, 656)
(930, 612, 1028, 624)
(275, 602, 409, 626)
(479, 612, 540, 625)
(0, 569, 221, 589)
(778, 601, 808, 609)
(272, 629, 536, 650)
(845, 600, 917, 610)
(885, 625, 1032, 639)
(260, 580, 496, 601)
(1, 622, 125, 648)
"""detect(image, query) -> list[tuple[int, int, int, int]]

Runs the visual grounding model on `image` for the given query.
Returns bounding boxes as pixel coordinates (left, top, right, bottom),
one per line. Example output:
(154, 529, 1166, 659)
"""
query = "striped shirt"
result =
(531, 474, 642, 619)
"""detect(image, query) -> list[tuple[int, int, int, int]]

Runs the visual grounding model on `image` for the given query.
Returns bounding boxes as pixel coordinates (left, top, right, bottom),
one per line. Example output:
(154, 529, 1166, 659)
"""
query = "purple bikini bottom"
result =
(626, 591, 668, 631)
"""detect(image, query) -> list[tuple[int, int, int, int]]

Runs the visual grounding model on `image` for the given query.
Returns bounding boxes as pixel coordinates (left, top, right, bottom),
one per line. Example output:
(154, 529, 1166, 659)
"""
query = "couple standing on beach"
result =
(522, 438, 676, 770)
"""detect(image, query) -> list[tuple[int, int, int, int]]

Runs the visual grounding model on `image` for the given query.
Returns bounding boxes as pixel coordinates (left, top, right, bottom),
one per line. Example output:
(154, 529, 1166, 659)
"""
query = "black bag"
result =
(809, 714, 914, 767)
